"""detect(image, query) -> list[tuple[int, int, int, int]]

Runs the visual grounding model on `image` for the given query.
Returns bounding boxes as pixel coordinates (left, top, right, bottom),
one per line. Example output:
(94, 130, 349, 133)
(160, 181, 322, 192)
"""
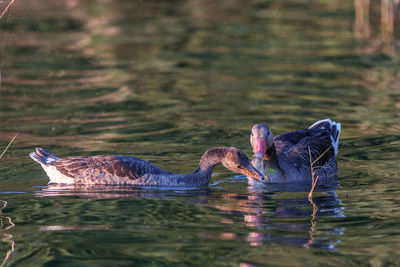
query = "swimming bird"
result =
(250, 119, 341, 183)
(30, 147, 264, 186)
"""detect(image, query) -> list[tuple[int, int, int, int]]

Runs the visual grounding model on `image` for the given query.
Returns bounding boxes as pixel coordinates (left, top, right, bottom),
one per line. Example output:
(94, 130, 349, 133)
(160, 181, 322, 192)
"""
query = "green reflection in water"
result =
(0, 0, 399, 266)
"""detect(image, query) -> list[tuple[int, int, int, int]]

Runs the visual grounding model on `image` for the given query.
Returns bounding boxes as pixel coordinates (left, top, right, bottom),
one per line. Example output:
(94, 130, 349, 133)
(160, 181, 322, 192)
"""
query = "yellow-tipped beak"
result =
(243, 165, 265, 181)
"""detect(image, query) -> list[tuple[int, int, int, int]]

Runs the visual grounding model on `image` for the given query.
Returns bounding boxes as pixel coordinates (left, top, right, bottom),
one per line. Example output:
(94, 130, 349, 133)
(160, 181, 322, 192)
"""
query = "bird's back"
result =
(30, 148, 172, 185)
(274, 123, 339, 180)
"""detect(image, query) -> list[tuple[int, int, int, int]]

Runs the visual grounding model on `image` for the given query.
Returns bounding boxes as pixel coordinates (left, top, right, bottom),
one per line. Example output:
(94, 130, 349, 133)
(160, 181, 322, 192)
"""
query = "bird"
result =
(250, 119, 341, 183)
(29, 147, 264, 186)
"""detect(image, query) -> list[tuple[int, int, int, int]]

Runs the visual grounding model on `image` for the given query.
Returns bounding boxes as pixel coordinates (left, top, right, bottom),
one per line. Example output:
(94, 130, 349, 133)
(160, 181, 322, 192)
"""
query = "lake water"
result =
(0, 0, 399, 266)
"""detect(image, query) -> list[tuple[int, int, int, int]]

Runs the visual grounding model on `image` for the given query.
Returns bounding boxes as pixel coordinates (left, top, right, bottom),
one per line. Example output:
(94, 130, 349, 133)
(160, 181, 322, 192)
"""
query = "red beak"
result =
(254, 138, 266, 159)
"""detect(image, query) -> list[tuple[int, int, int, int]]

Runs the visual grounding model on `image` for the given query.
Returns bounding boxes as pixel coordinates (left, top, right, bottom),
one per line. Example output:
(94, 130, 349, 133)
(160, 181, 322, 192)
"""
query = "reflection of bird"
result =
(30, 147, 264, 186)
(250, 119, 341, 183)
(211, 184, 343, 249)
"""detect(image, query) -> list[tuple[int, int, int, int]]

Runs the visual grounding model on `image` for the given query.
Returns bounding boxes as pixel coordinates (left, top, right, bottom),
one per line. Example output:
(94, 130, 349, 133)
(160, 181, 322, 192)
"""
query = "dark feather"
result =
(275, 128, 334, 170)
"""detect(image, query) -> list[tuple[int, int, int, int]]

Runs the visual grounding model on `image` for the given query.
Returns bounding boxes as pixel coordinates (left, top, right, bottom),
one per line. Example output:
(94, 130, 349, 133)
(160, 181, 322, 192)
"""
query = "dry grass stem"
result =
(0, 201, 14, 231)
(306, 145, 333, 248)
(311, 145, 332, 166)
(0, 234, 14, 267)
(0, 200, 15, 267)
(308, 146, 332, 200)
(0, 133, 17, 159)
(304, 197, 318, 249)
(0, 0, 15, 19)
(0, 200, 6, 212)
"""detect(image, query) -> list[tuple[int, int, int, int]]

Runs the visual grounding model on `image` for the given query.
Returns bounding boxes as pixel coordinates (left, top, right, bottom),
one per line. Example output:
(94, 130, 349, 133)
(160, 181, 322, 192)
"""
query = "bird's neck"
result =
(154, 148, 227, 187)
(264, 144, 278, 162)
(263, 144, 285, 179)
(154, 168, 213, 187)
(198, 147, 227, 171)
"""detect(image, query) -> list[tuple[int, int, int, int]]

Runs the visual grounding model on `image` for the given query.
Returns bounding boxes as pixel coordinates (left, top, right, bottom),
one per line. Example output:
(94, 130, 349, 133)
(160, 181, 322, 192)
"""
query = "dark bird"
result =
(30, 147, 264, 186)
(250, 119, 341, 183)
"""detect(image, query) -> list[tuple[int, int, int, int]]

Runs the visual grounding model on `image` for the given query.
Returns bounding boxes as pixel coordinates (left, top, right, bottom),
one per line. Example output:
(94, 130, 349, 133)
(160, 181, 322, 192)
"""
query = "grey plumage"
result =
(250, 119, 341, 183)
(29, 148, 59, 165)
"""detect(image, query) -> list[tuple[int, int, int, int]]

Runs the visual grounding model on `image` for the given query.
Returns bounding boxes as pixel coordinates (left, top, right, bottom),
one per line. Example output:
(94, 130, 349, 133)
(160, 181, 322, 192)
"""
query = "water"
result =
(0, 0, 399, 265)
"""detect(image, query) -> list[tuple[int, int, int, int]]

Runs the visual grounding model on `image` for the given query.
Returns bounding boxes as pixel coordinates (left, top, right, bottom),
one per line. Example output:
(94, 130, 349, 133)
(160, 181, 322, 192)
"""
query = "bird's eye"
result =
(267, 132, 270, 136)
(251, 133, 253, 136)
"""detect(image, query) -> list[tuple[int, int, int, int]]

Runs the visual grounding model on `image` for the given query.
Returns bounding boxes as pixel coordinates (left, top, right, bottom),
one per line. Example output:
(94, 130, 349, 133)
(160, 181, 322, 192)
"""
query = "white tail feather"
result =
(30, 148, 74, 184)
(309, 119, 341, 156)
(331, 121, 341, 156)
(41, 164, 75, 184)
(309, 118, 332, 129)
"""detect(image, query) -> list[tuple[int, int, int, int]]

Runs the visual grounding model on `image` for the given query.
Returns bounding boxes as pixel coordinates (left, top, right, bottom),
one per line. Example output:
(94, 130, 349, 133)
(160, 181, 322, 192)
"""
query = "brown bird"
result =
(30, 147, 264, 186)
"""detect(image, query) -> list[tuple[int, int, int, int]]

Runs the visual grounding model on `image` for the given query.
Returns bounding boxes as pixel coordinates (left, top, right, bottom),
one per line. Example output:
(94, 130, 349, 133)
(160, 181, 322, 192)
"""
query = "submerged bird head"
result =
(220, 147, 265, 181)
(250, 123, 274, 159)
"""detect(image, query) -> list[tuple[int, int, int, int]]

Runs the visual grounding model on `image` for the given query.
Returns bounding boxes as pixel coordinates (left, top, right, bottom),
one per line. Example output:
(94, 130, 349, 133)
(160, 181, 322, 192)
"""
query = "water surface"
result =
(0, 0, 399, 266)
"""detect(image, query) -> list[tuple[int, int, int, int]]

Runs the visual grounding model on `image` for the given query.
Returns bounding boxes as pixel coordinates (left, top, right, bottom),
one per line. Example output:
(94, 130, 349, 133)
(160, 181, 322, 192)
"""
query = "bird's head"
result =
(250, 123, 274, 159)
(221, 147, 265, 181)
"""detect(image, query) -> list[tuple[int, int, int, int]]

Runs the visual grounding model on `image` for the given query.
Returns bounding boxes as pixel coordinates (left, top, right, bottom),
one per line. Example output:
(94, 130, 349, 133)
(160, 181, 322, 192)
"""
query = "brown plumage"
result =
(30, 147, 264, 186)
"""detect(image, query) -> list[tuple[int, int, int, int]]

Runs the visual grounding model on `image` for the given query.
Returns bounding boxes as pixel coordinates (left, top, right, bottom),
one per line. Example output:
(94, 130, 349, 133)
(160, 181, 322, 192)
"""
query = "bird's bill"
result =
(243, 164, 265, 181)
(254, 137, 266, 159)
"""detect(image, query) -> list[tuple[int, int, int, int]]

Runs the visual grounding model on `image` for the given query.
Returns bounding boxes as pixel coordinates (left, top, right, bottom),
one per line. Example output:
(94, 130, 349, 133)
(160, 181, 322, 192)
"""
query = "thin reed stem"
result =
(311, 145, 332, 166)
(308, 145, 332, 200)
(0, 133, 17, 159)
(0, 0, 15, 19)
